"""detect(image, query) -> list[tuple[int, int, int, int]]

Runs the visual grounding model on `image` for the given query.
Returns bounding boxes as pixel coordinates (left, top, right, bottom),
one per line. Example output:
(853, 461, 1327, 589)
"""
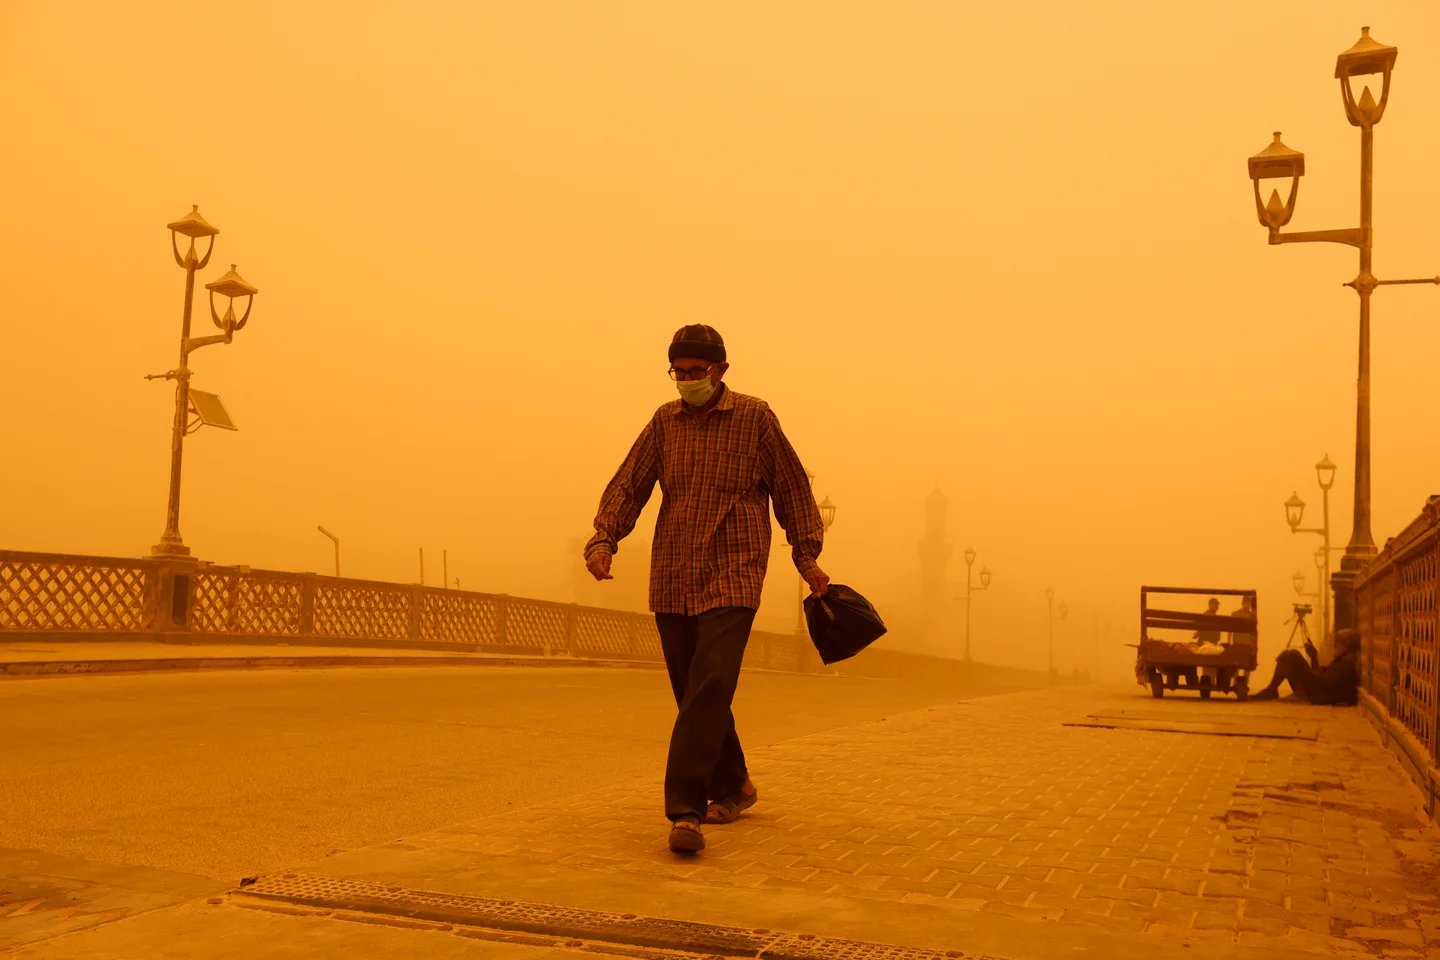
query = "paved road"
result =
(0, 665, 1005, 883)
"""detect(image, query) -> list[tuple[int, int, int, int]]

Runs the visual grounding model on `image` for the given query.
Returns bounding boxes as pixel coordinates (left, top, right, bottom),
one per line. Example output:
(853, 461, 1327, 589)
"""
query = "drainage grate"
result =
(234, 873, 993, 960)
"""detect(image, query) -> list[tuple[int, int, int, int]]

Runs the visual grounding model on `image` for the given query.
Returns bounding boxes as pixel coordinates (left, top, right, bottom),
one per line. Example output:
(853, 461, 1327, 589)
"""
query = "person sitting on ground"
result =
(1251, 627, 1360, 704)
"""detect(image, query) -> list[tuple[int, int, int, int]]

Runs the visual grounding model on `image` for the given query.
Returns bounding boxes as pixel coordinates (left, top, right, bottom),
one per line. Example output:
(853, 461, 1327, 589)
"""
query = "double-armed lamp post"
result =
(958, 547, 992, 663)
(1293, 551, 1325, 608)
(1283, 455, 1337, 642)
(1248, 27, 1438, 630)
(147, 206, 258, 557)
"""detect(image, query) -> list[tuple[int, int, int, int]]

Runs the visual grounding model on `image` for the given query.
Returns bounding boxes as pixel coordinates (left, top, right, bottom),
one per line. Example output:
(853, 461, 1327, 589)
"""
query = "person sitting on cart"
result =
(1251, 628, 1360, 704)
(1192, 597, 1222, 646)
(1228, 595, 1257, 646)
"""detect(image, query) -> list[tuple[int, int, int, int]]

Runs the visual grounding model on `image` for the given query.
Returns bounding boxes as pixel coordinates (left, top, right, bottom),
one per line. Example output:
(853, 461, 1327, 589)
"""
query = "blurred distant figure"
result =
(1251, 628, 1360, 704)
(1228, 595, 1257, 646)
(1193, 597, 1222, 646)
(584, 324, 828, 854)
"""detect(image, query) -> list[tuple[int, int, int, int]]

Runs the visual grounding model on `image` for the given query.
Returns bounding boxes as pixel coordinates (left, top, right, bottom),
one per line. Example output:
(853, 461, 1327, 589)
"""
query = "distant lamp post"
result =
(147, 205, 257, 557)
(316, 526, 340, 577)
(1293, 569, 1317, 599)
(1283, 454, 1338, 642)
(1248, 27, 1438, 631)
(956, 547, 992, 664)
(1045, 587, 1068, 679)
(796, 479, 837, 634)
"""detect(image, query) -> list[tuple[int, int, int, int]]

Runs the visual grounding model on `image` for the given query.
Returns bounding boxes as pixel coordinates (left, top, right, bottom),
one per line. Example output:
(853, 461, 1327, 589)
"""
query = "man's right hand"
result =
(586, 551, 614, 582)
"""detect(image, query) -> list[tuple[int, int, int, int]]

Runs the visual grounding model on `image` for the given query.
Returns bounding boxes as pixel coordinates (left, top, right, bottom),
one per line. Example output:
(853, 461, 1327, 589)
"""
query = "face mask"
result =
(676, 375, 716, 406)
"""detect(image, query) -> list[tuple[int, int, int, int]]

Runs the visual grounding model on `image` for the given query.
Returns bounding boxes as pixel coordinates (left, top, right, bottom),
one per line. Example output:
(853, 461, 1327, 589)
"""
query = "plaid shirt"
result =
(585, 385, 824, 615)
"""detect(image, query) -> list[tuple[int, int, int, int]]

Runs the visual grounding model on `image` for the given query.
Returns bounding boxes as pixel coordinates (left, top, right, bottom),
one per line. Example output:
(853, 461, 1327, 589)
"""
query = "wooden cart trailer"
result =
(1136, 586, 1258, 700)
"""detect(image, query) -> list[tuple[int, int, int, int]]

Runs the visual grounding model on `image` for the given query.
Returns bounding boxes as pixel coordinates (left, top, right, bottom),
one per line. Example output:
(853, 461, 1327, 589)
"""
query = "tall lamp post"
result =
(1283, 455, 1338, 642)
(316, 526, 340, 577)
(1045, 587, 1068, 679)
(958, 547, 992, 663)
(1247, 27, 1439, 630)
(147, 205, 258, 557)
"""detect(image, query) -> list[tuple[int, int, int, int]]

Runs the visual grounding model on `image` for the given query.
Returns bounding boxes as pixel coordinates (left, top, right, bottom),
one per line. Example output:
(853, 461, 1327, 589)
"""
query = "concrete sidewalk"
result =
(0, 639, 656, 677)
(10, 684, 1440, 959)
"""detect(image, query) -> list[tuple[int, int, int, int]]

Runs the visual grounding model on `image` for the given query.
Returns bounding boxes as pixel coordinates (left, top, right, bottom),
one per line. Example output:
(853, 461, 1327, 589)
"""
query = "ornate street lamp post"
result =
(1283, 455, 1338, 642)
(1045, 587, 1068, 680)
(1247, 27, 1438, 630)
(148, 206, 257, 557)
(958, 547, 992, 663)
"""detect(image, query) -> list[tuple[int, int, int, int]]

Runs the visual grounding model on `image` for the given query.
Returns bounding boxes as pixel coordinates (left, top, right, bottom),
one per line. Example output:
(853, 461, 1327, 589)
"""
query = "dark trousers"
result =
(654, 606, 755, 823)
(1262, 649, 1320, 701)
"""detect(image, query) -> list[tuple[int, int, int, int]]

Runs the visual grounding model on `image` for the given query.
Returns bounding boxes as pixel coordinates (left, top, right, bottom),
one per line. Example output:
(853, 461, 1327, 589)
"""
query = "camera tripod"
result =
(1282, 607, 1314, 651)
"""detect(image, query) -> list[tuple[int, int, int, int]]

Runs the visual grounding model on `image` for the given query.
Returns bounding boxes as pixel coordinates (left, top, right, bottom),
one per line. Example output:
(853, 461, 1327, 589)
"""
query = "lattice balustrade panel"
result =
(750, 631, 801, 672)
(420, 592, 497, 646)
(1358, 573, 1379, 696)
(571, 609, 646, 658)
(631, 616, 663, 660)
(191, 572, 303, 636)
(1394, 541, 1438, 757)
(314, 583, 411, 641)
(1373, 569, 1397, 710)
(0, 556, 155, 631)
(498, 599, 568, 651)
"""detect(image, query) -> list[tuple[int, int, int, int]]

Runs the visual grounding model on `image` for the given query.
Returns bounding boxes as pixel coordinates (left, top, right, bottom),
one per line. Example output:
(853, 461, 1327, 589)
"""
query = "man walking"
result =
(584, 324, 828, 854)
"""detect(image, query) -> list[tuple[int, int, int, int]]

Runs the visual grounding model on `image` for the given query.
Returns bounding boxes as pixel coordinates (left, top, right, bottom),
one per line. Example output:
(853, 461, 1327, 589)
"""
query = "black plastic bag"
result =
(803, 583, 887, 664)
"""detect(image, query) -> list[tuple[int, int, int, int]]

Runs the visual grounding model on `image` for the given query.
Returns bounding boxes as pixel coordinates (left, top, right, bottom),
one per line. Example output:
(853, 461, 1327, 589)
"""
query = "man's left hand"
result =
(804, 568, 830, 597)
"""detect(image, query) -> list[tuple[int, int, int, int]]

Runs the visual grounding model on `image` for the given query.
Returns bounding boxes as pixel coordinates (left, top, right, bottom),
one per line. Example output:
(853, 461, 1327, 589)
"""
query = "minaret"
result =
(916, 487, 953, 650)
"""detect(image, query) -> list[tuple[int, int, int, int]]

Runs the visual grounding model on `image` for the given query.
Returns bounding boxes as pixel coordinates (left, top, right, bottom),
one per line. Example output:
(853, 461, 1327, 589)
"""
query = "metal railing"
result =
(1353, 495, 1440, 818)
(0, 549, 807, 672)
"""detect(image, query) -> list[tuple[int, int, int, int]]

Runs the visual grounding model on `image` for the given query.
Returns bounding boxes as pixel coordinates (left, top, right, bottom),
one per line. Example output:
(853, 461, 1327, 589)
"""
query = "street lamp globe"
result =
(205, 264, 259, 336)
(1315, 455, 1337, 491)
(818, 496, 837, 530)
(1335, 27, 1397, 127)
(1045, 586, 1054, 603)
(1248, 132, 1306, 231)
(964, 546, 976, 567)
(979, 566, 992, 589)
(1285, 492, 1306, 530)
(1293, 570, 1307, 595)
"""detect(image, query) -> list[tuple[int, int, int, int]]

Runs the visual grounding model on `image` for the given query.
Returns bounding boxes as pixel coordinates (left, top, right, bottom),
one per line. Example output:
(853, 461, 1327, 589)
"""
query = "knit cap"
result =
(668, 324, 726, 363)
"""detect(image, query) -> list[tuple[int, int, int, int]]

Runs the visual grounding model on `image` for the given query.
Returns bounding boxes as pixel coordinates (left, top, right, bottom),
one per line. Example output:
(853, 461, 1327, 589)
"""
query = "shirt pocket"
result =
(715, 450, 760, 495)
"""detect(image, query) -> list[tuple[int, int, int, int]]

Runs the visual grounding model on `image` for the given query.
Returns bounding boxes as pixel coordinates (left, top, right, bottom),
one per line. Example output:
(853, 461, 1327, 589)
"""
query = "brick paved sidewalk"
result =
(288, 684, 1440, 959)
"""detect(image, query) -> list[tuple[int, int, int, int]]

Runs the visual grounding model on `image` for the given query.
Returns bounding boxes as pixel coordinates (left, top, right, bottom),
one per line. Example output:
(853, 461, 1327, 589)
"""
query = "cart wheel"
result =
(1150, 675, 1164, 698)
(1235, 678, 1249, 702)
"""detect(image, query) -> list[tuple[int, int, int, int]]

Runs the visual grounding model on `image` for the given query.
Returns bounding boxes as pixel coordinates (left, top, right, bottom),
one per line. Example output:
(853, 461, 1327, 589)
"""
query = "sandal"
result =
(668, 818, 705, 853)
(705, 786, 758, 824)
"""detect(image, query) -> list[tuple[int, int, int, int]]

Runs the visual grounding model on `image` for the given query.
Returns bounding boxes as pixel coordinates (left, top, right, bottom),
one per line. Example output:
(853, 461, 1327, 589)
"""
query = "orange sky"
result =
(3, 1, 1438, 677)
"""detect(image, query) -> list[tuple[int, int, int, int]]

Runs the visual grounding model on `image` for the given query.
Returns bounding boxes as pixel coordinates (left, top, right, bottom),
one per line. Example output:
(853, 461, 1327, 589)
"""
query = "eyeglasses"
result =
(667, 365, 714, 382)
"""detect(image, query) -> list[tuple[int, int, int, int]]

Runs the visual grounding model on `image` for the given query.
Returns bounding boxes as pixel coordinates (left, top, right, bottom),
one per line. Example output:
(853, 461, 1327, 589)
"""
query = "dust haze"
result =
(4, 1, 1439, 680)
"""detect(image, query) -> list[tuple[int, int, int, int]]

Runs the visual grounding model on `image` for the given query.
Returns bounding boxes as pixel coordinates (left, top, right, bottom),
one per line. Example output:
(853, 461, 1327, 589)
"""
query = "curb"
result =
(0, 654, 666, 679)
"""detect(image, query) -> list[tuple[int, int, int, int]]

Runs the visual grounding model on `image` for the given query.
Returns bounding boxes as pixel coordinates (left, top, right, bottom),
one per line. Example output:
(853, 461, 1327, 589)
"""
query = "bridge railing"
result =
(0, 549, 809, 672)
(1354, 495, 1440, 821)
